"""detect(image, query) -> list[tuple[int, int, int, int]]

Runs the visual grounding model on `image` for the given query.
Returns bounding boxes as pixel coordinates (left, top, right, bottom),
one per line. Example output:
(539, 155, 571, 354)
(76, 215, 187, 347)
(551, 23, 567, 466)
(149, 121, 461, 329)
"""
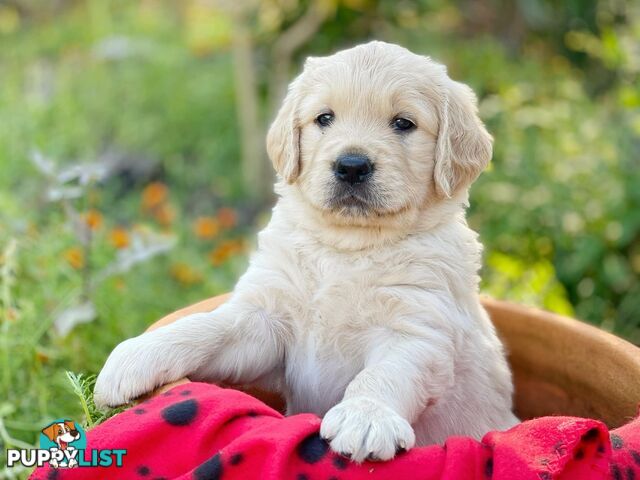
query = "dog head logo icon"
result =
(40, 419, 86, 468)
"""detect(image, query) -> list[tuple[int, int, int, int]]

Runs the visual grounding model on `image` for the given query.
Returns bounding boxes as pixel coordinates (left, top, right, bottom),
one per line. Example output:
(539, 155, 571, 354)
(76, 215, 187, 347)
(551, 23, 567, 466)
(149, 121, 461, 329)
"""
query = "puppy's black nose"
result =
(334, 153, 372, 185)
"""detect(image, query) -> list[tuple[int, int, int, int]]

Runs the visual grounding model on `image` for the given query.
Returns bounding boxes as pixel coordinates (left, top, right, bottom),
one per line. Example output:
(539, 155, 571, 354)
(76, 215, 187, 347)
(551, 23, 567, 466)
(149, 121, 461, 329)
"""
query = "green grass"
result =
(65, 372, 125, 429)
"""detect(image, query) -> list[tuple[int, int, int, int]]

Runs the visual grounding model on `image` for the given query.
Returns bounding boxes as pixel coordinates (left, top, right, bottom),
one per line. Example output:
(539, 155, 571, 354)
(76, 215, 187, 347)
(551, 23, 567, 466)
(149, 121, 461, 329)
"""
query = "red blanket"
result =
(30, 382, 640, 479)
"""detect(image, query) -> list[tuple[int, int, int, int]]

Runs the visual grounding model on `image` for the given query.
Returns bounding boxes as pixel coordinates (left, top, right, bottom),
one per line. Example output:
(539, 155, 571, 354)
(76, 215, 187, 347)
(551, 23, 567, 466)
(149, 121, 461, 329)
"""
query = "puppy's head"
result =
(41, 421, 79, 443)
(266, 41, 492, 228)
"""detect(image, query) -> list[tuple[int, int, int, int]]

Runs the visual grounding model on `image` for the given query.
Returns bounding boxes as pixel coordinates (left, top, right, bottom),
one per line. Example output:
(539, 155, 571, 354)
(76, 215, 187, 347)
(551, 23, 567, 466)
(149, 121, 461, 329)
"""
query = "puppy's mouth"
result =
(327, 184, 375, 215)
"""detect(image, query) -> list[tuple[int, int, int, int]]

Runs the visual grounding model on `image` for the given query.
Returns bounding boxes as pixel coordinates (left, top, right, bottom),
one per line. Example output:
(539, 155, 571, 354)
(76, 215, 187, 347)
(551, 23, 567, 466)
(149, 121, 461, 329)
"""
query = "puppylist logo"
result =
(6, 419, 126, 469)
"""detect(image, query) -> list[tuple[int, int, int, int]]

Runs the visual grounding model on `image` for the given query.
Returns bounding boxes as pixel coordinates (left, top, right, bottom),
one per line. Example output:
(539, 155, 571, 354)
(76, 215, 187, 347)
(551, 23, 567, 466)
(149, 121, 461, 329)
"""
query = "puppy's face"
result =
(41, 421, 79, 443)
(267, 41, 492, 227)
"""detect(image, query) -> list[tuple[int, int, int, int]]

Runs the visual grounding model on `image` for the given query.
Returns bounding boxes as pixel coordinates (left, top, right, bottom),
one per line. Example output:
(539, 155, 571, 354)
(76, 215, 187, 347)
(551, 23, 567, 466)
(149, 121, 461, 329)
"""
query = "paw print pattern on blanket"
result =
(30, 383, 640, 480)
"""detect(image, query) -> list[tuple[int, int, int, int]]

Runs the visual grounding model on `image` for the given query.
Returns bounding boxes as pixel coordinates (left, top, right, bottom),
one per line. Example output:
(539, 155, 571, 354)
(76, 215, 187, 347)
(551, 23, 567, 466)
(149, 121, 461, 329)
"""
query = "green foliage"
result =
(379, 1, 640, 343)
(65, 372, 124, 428)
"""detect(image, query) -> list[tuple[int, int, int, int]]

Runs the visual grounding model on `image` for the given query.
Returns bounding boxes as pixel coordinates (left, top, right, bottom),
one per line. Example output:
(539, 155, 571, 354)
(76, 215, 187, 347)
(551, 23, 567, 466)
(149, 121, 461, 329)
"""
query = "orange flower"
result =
(35, 349, 50, 364)
(83, 209, 103, 230)
(154, 203, 176, 227)
(109, 227, 130, 249)
(170, 263, 202, 285)
(193, 216, 220, 239)
(5, 307, 17, 322)
(208, 239, 245, 266)
(208, 247, 229, 266)
(64, 247, 85, 269)
(217, 207, 237, 229)
(142, 182, 168, 210)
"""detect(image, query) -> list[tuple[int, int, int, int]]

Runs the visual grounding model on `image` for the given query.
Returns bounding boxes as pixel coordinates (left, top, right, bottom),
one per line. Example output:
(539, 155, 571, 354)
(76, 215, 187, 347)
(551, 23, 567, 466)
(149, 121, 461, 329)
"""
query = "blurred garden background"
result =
(0, 0, 639, 475)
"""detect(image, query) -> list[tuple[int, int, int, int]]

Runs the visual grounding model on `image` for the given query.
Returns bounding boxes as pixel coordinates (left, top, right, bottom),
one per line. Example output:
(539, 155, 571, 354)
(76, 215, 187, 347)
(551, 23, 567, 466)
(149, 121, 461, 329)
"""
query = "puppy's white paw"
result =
(94, 334, 173, 409)
(320, 396, 415, 463)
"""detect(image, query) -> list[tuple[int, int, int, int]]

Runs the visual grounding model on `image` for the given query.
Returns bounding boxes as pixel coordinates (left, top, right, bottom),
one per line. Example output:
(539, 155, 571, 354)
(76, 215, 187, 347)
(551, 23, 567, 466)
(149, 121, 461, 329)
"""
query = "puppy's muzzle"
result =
(333, 153, 373, 185)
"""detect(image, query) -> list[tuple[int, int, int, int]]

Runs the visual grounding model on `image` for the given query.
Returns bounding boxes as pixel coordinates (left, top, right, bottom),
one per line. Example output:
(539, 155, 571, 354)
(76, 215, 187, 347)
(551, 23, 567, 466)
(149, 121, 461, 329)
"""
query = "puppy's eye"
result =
(392, 117, 416, 132)
(315, 113, 334, 127)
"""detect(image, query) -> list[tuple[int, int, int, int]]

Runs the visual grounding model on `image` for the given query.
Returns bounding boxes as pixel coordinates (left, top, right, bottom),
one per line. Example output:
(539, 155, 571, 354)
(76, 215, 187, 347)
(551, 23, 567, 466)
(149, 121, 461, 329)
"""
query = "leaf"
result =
(29, 150, 56, 177)
(96, 229, 176, 280)
(54, 301, 97, 337)
(91, 35, 153, 61)
(56, 162, 112, 186)
(46, 186, 84, 201)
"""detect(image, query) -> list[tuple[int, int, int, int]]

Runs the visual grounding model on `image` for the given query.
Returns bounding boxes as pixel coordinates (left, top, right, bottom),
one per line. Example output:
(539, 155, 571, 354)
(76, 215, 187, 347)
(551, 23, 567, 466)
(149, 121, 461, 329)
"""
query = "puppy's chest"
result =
(280, 252, 397, 415)
(287, 252, 390, 337)
(284, 333, 362, 416)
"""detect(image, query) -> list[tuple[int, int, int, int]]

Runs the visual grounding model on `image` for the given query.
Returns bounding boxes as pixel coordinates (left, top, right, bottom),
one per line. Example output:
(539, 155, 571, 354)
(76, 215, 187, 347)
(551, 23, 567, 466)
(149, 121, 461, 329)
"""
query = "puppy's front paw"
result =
(94, 334, 172, 409)
(320, 396, 415, 463)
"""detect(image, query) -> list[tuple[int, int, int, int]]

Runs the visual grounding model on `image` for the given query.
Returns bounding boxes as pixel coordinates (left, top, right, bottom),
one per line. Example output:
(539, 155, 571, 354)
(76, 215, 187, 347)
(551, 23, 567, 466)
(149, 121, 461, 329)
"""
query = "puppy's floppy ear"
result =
(266, 76, 303, 184)
(41, 424, 58, 442)
(433, 78, 493, 197)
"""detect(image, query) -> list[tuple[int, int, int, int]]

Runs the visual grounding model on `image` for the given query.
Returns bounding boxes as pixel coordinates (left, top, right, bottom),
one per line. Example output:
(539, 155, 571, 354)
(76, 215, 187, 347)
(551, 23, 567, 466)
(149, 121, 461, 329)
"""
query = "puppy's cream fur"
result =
(95, 41, 518, 462)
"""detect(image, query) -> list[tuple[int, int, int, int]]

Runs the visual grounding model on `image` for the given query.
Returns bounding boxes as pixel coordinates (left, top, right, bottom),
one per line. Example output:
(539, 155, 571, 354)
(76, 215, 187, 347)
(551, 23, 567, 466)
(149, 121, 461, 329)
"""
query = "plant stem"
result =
(65, 371, 94, 428)
(0, 239, 17, 393)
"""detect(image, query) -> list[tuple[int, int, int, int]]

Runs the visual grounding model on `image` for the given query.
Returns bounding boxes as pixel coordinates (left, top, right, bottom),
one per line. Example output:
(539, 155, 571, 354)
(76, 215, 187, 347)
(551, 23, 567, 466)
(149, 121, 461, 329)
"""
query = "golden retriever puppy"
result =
(95, 41, 519, 462)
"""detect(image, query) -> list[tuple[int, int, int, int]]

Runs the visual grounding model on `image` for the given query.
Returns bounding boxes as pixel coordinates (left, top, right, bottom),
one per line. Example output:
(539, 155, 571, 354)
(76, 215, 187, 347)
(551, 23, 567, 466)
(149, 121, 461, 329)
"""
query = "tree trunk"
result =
(231, 21, 272, 200)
